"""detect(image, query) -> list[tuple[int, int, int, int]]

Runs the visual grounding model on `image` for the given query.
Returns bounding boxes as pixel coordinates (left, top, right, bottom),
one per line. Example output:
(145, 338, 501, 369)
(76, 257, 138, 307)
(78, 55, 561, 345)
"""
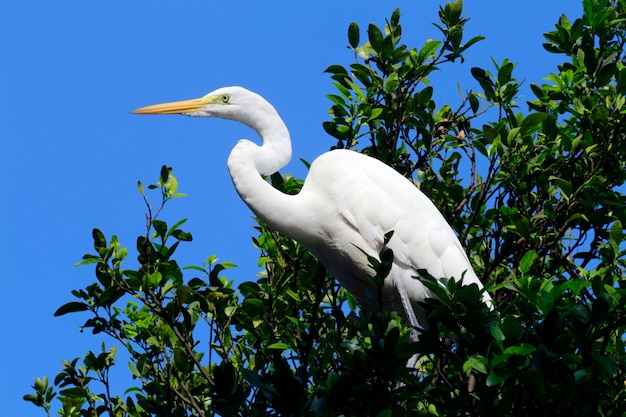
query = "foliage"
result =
(26, 0, 626, 415)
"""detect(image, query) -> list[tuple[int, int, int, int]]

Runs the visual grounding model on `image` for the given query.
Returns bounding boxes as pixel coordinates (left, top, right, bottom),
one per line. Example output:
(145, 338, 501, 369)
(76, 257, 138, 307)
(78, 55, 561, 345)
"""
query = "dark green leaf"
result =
(92, 228, 106, 251)
(348, 22, 360, 48)
(469, 93, 479, 113)
(461, 35, 485, 52)
(390, 8, 400, 27)
(54, 302, 89, 317)
(520, 112, 547, 136)
(443, 0, 463, 24)
(497, 61, 515, 85)
(171, 229, 193, 242)
(324, 64, 348, 75)
(367, 23, 384, 52)
(152, 219, 167, 240)
(471, 67, 495, 100)
(159, 165, 170, 185)
(59, 387, 88, 398)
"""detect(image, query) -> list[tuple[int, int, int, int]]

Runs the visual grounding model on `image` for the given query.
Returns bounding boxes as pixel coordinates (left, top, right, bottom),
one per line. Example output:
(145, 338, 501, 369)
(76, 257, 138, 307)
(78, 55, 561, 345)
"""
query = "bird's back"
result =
(296, 149, 486, 324)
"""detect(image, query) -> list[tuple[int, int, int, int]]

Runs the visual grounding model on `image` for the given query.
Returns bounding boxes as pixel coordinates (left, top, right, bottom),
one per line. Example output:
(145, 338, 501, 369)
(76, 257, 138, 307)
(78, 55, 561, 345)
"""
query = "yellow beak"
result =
(132, 97, 208, 115)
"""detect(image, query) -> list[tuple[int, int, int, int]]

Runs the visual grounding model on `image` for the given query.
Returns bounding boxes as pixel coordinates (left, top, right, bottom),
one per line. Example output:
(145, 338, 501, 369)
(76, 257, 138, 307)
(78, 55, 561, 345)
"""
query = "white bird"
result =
(132, 86, 491, 330)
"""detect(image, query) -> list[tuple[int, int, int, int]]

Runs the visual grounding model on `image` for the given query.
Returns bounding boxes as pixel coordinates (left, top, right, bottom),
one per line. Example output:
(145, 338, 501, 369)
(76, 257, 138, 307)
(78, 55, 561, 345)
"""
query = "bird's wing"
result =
(326, 150, 477, 282)
(302, 150, 487, 319)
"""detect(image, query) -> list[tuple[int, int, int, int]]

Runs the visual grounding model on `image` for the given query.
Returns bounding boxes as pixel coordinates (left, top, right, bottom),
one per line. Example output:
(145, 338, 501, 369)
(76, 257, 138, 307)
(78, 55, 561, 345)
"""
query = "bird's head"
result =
(132, 86, 267, 124)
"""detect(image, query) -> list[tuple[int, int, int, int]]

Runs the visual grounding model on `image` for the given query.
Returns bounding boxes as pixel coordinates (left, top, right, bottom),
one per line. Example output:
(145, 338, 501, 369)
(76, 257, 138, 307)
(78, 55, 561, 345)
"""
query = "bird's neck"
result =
(226, 110, 306, 238)
(234, 102, 292, 175)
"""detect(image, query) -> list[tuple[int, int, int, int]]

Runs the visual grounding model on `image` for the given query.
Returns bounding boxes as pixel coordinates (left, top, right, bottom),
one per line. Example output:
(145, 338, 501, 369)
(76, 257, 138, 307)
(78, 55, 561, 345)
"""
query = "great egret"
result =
(133, 86, 491, 330)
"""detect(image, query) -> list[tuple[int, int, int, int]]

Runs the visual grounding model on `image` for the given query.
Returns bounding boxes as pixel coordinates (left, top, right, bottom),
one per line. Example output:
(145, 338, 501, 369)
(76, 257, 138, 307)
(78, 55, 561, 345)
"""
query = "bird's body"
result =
(133, 86, 490, 328)
(257, 148, 484, 326)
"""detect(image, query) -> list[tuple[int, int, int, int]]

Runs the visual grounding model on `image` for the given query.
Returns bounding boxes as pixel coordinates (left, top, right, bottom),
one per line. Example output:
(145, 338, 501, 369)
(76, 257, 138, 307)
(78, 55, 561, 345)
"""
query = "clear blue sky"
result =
(2, 1, 581, 414)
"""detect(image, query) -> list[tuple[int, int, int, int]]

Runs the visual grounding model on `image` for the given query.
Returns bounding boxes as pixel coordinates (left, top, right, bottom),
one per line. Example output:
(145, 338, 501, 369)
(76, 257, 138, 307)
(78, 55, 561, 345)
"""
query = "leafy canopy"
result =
(25, 0, 626, 416)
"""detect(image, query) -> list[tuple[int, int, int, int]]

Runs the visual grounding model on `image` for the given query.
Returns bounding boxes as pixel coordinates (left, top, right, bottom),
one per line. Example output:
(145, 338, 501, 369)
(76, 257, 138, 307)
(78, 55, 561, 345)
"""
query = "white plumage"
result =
(133, 86, 491, 329)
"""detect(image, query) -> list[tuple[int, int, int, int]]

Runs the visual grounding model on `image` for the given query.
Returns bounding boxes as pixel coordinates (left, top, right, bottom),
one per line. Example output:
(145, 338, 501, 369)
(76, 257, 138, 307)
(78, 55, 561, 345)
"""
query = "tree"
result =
(25, 0, 626, 415)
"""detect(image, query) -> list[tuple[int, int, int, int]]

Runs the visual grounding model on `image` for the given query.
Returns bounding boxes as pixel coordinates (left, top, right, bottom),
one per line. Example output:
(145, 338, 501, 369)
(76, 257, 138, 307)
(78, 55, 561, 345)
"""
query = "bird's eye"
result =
(221, 94, 230, 103)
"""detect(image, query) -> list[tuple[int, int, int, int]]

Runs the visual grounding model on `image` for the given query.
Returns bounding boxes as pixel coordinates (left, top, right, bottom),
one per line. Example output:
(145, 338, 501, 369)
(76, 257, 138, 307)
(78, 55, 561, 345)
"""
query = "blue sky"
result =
(2, 1, 581, 414)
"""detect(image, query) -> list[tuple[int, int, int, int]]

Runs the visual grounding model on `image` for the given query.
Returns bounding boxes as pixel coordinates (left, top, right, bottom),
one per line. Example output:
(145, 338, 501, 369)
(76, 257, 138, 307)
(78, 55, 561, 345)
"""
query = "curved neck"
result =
(242, 105, 291, 175)
(226, 108, 306, 239)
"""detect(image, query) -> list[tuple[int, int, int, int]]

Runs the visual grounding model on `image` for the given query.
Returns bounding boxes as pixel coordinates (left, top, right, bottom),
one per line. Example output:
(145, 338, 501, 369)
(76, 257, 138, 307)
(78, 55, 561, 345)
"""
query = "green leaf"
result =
(367, 107, 384, 121)
(487, 133, 501, 158)
(356, 41, 376, 58)
(327, 94, 347, 107)
(462, 35, 485, 52)
(174, 347, 192, 372)
(469, 93, 479, 113)
(490, 323, 505, 345)
(152, 219, 167, 239)
(267, 342, 292, 350)
(502, 315, 522, 341)
(520, 112, 547, 136)
(443, 0, 463, 24)
(390, 7, 400, 27)
(171, 229, 193, 242)
(241, 369, 265, 388)
(97, 287, 125, 307)
(616, 67, 626, 94)
(75, 256, 100, 267)
(504, 343, 535, 356)
(285, 289, 301, 302)
(367, 23, 384, 52)
(419, 39, 441, 62)
(324, 64, 348, 75)
(54, 302, 89, 316)
(463, 357, 488, 375)
(385, 72, 400, 91)
(59, 387, 88, 398)
(609, 220, 623, 255)
(127, 362, 141, 378)
(548, 176, 572, 200)
(159, 165, 170, 185)
(166, 173, 179, 195)
(143, 271, 162, 289)
(486, 371, 509, 387)
(166, 218, 188, 238)
(417, 271, 450, 302)
(348, 22, 360, 48)
(92, 228, 107, 251)
(497, 61, 515, 85)
(519, 250, 538, 274)
(471, 67, 495, 100)
(23, 393, 39, 405)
